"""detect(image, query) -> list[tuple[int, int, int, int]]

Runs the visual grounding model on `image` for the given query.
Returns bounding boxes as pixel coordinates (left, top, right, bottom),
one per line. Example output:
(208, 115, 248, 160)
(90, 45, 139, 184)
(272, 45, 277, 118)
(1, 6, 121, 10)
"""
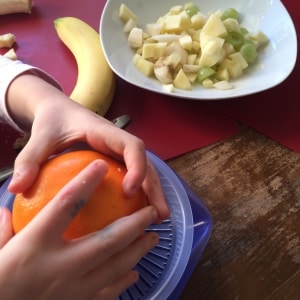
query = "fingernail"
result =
(151, 206, 158, 221)
(9, 171, 21, 185)
(123, 182, 138, 198)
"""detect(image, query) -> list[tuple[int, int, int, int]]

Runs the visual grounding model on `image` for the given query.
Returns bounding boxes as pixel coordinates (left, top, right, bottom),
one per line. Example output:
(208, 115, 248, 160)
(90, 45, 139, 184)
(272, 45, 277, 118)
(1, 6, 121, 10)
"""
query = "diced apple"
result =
(162, 83, 174, 93)
(218, 52, 247, 79)
(173, 69, 192, 90)
(179, 34, 193, 50)
(162, 11, 192, 33)
(213, 80, 233, 90)
(146, 23, 162, 36)
(119, 4, 138, 23)
(187, 53, 197, 64)
(166, 41, 188, 64)
(202, 78, 214, 88)
(135, 58, 154, 76)
(123, 18, 138, 33)
(215, 67, 230, 81)
(133, 53, 141, 65)
(199, 32, 224, 49)
(154, 42, 167, 59)
(223, 18, 241, 33)
(223, 42, 235, 55)
(201, 13, 227, 37)
(169, 5, 183, 14)
(191, 29, 201, 42)
(190, 12, 208, 29)
(248, 30, 269, 48)
(199, 37, 225, 67)
(186, 73, 198, 83)
(228, 52, 248, 69)
(142, 43, 155, 59)
(192, 40, 200, 52)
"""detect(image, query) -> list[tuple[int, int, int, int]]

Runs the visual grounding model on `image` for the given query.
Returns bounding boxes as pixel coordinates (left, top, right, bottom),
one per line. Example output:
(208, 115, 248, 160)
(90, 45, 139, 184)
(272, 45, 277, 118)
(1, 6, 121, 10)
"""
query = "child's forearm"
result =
(0, 55, 61, 132)
(6, 72, 64, 132)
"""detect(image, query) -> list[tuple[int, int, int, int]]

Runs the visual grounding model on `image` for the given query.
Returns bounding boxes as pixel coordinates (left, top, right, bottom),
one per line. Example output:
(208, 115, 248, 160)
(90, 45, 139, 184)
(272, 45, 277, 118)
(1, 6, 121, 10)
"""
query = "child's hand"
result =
(0, 160, 159, 299)
(6, 74, 170, 222)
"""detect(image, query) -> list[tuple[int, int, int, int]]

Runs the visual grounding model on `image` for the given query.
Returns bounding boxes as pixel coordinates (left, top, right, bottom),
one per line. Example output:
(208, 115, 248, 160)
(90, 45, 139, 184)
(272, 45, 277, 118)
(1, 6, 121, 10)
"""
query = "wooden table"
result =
(167, 125, 300, 300)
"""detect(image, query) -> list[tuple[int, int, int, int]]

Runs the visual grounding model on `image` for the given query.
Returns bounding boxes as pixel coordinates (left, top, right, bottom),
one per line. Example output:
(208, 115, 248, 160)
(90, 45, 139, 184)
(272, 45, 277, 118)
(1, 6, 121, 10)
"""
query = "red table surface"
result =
(0, 0, 298, 170)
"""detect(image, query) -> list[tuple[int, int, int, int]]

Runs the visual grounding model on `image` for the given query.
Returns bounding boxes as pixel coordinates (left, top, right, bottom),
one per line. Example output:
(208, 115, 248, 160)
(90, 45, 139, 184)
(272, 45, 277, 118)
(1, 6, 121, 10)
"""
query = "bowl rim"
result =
(100, 0, 298, 100)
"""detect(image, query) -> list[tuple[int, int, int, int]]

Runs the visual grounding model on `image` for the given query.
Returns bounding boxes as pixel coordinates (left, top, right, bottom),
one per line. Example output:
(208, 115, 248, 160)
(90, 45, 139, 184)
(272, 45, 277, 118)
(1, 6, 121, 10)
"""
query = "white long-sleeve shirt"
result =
(0, 56, 60, 132)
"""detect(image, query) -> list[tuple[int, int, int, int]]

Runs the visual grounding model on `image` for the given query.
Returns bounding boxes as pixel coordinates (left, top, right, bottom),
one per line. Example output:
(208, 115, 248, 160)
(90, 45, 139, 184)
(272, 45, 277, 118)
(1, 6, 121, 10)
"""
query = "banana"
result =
(0, 0, 32, 15)
(54, 17, 115, 115)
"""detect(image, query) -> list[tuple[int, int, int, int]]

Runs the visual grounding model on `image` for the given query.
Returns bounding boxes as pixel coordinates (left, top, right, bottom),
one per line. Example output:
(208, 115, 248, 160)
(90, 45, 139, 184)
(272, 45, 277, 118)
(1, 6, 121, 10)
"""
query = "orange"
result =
(12, 150, 147, 239)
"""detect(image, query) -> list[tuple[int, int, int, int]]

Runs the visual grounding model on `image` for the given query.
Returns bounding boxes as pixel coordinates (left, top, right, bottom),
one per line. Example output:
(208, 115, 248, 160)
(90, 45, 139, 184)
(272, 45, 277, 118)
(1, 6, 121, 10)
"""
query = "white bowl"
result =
(100, 0, 297, 100)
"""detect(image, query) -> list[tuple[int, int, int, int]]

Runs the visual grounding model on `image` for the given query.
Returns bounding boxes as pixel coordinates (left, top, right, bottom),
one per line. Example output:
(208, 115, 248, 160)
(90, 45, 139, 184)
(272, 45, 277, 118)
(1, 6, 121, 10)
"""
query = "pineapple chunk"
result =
(119, 4, 138, 23)
(173, 69, 192, 90)
(201, 13, 227, 37)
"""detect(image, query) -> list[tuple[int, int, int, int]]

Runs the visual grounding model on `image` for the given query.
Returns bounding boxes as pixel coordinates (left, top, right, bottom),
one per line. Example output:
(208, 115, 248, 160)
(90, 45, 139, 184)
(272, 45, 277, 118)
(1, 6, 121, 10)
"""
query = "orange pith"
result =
(12, 150, 147, 239)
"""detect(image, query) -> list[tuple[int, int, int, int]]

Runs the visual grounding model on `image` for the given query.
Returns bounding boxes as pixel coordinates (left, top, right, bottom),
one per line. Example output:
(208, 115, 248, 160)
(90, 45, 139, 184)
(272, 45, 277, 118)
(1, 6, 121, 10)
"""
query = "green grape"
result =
(240, 43, 257, 63)
(222, 8, 239, 20)
(197, 67, 215, 82)
(240, 27, 249, 36)
(225, 31, 244, 50)
(243, 39, 255, 46)
(186, 5, 200, 17)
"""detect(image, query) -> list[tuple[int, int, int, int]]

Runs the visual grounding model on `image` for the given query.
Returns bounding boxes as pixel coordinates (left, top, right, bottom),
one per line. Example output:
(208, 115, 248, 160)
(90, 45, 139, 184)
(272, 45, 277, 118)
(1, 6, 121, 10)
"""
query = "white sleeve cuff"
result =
(0, 56, 62, 132)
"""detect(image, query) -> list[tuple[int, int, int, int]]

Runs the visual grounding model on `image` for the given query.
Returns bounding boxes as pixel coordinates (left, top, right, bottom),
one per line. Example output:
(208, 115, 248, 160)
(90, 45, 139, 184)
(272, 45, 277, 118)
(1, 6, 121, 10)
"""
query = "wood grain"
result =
(167, 125, 300, 300)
